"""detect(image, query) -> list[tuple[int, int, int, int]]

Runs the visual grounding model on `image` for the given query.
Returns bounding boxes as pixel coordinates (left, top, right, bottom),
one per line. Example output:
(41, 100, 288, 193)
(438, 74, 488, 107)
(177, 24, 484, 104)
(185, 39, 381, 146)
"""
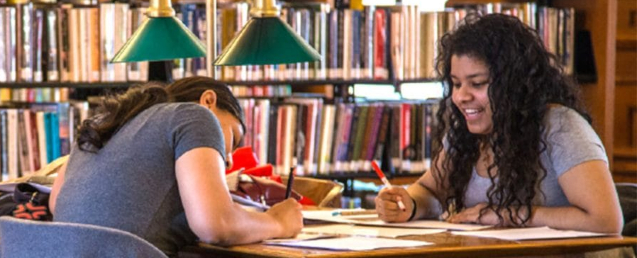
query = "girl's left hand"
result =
(447, 203, 516, 226)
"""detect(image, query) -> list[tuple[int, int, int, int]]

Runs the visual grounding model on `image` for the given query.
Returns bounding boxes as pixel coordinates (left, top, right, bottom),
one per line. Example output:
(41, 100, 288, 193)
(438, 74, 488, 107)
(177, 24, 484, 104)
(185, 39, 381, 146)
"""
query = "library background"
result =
(0, 0, 634, 208)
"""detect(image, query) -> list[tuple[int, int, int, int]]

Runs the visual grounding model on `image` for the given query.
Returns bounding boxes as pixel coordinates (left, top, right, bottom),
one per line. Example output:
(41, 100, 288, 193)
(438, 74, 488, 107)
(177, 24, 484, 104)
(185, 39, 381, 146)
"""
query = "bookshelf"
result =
(0, 0, 621, 187)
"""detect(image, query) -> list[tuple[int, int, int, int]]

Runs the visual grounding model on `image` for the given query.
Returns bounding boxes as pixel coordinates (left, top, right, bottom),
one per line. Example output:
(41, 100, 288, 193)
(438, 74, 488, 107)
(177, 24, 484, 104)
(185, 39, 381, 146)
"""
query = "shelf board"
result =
(312, 172, 423, 180)
(222, 78, 438, 86)
(0, 82, 141, 89)
(0, 79, 439, 89)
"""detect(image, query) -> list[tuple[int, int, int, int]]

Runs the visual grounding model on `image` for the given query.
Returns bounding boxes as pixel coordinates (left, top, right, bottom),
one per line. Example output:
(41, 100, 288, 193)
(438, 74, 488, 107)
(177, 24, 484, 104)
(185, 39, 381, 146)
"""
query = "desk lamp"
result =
(211, 0, 321, 66)
(110, 0, 206, 63)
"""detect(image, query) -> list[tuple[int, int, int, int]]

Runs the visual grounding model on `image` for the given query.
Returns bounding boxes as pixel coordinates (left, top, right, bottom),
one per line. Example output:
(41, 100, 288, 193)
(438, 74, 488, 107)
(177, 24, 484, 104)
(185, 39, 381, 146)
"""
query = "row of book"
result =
(449, 2, 575, 75)
(0, 87, 71, 103)
(237, 97, 440, 176)
(0, 101, 90, 181)
(0, 1, 575, 85)
(0, 2, 148, 83)
(184, 1, 575, 81)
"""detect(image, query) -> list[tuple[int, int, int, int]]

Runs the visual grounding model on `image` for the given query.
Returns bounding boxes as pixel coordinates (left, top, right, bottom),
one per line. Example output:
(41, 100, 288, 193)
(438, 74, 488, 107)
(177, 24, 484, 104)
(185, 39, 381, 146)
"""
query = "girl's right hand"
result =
(375, 187, 415, 222)
(266, 198, 303, 238)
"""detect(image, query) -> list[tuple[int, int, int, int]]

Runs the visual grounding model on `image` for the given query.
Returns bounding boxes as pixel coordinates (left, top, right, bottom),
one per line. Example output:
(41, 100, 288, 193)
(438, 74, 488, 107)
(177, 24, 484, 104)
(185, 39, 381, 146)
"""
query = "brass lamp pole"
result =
(206, 0, 216, 78)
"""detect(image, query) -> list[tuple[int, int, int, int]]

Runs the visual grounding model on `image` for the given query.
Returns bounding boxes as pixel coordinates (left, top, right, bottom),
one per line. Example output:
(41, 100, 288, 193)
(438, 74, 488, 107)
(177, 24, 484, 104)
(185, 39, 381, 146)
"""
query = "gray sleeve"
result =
(544, 107, 607, 177)
(169, 104, 226, 161)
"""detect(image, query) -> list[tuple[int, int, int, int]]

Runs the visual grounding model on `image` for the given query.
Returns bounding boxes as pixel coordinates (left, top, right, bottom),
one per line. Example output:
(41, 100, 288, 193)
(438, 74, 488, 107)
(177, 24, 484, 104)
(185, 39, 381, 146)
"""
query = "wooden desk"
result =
(179, 232, 637, 258)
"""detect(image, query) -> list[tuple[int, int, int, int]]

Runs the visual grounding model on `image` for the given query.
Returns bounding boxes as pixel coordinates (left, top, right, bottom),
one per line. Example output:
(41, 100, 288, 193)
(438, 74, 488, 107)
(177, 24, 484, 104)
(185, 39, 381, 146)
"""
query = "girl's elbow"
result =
(605, 215, 624, 234)
(596, 211, 624, 234)
(190, 220, 235, 245)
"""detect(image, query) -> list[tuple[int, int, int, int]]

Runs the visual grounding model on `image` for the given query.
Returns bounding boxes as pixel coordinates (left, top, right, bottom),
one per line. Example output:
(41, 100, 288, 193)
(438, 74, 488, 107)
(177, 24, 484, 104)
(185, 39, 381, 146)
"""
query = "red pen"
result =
(371, 160, 406, 211)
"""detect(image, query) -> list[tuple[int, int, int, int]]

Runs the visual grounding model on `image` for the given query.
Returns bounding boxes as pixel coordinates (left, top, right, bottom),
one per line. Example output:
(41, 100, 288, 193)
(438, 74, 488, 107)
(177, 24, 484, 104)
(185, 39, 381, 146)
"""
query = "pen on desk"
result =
(331, 210, 377, 216)
(285, 166, 295, 199)
(371, 160, 406, 211)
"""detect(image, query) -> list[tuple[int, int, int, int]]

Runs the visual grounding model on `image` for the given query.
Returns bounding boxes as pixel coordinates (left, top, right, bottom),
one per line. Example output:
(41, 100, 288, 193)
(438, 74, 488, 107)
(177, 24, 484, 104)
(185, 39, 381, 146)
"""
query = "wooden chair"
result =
(281, 176, 343, 208)
(616, 182, 637, 255)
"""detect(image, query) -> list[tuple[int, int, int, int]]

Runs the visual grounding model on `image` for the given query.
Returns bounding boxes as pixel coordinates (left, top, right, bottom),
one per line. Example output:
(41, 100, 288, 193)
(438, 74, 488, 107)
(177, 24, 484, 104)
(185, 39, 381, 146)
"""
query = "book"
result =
(33, 7, 44, 82)
(317, 104, 335, 175)
(6, 109, 19, 180)
(88, 6, 100, 82)
(312, 5, 328, 80)
(0, 7, 8, 82)
(100, 3, 128, 82)
(254, 99, 270, 165)
(361, 6, 374, 79)
(373, 8, 389, 80)
(332, 103, 353, 173)
(57, 4, 71, 82)
(35, 111, 47, 167)
(0, 110, 7, 180)
(267, 102, 279, 167)
(351, 105, 369, 172)
(17, 3, 34, 82)
(389, 9, 404, 81)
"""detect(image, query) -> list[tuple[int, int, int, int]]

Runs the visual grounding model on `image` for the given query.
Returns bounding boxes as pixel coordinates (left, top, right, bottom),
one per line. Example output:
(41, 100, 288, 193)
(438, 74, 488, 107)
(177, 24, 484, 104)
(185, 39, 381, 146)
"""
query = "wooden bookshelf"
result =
(613, 0, 636, 183)
(551, 0, 618, 173)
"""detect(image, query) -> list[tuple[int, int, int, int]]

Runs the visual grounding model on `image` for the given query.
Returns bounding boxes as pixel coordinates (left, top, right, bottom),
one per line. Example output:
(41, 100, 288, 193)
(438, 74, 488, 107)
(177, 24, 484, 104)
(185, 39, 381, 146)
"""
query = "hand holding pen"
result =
(371, 161, 406, 211)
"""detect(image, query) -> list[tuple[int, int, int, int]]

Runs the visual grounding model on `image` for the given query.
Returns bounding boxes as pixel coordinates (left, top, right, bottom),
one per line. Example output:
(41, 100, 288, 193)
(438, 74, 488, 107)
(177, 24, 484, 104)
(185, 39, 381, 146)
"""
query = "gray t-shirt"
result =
(463, 105, 608, 208)
(54, 103, 226, 256)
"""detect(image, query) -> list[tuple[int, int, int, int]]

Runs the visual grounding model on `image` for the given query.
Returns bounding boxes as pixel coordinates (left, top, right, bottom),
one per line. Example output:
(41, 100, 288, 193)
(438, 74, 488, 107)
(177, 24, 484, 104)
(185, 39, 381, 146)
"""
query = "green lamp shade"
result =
(111, 17, 206, 63)
(214, 17, 321, 66)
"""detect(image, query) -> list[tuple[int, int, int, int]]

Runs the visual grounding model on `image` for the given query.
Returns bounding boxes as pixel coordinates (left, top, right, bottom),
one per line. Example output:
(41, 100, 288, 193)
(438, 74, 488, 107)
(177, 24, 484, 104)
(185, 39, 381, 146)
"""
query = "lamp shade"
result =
(111, 17, 206, 63)
(214, 17, 321, 66)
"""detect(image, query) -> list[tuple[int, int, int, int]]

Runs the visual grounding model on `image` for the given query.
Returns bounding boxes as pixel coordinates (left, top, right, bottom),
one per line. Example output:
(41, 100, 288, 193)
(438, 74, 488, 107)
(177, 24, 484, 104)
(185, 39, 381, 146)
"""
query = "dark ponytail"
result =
(77, 82, 170, 152)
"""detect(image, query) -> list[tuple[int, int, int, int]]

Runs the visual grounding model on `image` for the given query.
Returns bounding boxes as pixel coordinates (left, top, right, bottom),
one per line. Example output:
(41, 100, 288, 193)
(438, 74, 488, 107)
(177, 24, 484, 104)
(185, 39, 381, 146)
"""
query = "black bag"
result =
(8, 183, 52, 221)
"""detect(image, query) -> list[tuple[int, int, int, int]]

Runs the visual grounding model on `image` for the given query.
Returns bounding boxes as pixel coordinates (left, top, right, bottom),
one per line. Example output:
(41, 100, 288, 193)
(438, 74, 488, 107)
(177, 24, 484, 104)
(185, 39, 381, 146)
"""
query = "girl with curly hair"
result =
(49, 77, 303, 256)
(375, 14, 622, 233)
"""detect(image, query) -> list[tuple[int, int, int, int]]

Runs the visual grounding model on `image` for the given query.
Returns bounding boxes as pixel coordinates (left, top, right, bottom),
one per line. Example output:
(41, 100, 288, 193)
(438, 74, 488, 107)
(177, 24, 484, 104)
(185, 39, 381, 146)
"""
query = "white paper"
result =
(302, 210, 492, 231)
(451, 226, 609, 241)
(302, 224, 446, 238)
(263, 233, 336, 244)
(265, 236, 433, 251)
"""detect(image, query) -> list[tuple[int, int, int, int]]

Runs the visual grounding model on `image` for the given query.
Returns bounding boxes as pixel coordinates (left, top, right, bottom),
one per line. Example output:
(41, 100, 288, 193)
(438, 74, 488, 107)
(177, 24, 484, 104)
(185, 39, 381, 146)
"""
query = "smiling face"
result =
(450, 54, 493, 135)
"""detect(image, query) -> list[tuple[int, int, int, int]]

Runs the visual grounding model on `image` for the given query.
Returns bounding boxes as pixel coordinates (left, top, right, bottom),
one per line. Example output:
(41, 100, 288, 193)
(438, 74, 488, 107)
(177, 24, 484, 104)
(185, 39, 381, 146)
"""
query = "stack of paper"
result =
(302, 210, 492, 231)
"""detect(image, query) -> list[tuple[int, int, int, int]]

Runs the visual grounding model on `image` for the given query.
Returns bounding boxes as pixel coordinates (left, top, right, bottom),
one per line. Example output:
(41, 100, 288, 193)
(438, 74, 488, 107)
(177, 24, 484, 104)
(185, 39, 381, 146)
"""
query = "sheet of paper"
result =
(302, 224, 446, 238)
(302, 210, 492, 231)
(265, 236, 433, 251)
(451, 226, 609, 241)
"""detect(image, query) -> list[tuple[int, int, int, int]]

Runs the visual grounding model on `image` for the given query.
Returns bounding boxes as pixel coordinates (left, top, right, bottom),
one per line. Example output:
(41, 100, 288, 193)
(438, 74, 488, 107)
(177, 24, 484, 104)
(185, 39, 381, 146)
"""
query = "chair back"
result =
(0, 216, 168, 258)
(282, 176, 343, 208)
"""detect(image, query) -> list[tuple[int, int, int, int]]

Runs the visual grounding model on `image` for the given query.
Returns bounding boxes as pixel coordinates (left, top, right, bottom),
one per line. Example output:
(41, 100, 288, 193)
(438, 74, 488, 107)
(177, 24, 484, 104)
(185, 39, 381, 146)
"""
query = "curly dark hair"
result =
(431, 14, 591, 226)
(77, 76, 245, 152)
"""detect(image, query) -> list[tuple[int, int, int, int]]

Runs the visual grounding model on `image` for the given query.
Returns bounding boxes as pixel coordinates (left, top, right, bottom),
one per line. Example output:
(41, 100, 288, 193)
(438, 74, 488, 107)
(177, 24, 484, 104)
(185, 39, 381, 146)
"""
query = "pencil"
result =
(331, 210, 377, 216)
(285, 166, 295, 199)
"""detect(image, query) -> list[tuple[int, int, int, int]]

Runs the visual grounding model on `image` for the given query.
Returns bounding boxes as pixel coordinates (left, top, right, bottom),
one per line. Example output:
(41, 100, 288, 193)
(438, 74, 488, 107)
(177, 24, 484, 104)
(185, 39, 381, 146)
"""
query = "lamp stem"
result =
(206, 0, 217, 78)
(146, 0, 175, 17)
(252, 0, 279, 17)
